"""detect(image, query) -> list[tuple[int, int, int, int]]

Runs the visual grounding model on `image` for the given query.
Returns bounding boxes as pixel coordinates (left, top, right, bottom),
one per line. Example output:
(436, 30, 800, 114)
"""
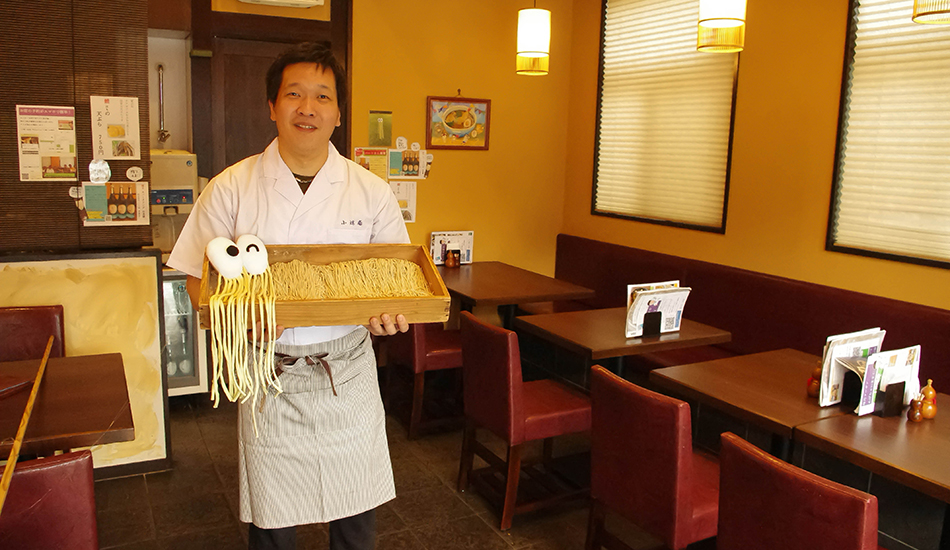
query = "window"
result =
(593, 0, 738, 232)
(829, 0, 950, 267)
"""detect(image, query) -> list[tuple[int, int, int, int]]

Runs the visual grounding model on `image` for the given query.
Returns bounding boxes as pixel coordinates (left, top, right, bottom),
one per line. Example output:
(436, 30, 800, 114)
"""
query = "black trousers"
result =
(248, 508, 376, 550)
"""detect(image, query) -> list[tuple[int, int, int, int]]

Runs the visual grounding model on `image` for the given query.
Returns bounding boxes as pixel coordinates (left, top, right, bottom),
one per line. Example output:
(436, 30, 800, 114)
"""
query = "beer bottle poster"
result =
(81, 181, 149, 226)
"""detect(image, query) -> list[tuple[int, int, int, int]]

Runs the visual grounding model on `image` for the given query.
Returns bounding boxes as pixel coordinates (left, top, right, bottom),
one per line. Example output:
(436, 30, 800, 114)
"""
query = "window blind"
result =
(594, 0, 737, 230)
(831, 0, 950, 265)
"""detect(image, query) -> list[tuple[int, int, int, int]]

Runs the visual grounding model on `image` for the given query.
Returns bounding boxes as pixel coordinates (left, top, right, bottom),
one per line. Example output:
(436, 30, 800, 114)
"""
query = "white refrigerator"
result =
(162, 269, 210, 396)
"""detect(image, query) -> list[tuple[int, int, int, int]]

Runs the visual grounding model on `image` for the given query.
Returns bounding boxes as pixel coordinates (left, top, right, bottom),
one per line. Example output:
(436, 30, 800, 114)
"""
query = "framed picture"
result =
(426, 96, 491, 150)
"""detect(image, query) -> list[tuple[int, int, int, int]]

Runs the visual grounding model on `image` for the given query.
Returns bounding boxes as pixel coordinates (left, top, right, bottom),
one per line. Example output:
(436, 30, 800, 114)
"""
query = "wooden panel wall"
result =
(0, 0, 151, 253)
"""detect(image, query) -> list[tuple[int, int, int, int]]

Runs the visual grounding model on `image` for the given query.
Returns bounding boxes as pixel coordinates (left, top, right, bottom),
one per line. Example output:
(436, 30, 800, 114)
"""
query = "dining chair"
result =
(0, 305, 66, 362)
(0, 450, 98, 550)
(718, 432, 879, 550)
(385, 322, 463, 439)
(586, 365, 719, 550)
(457, 311, 591, 530)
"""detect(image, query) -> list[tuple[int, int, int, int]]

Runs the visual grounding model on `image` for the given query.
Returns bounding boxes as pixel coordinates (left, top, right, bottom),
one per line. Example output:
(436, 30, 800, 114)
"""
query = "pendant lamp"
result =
(697, 0, 747, 53)
(517, 4, 550, 75)
(913, 0, 950, 23)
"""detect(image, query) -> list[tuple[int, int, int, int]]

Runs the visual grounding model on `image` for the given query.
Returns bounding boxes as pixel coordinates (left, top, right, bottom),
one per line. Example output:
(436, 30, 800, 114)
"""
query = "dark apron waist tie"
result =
(275, 352, 337, 396)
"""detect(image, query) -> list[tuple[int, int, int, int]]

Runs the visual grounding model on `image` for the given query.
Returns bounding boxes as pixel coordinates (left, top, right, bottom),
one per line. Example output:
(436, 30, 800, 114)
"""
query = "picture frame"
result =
(426, 96, 491, 150)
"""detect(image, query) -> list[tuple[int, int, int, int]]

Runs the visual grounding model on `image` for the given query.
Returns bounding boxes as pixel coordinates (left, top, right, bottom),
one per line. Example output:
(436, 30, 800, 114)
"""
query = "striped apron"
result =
(237, 327, 395, 528)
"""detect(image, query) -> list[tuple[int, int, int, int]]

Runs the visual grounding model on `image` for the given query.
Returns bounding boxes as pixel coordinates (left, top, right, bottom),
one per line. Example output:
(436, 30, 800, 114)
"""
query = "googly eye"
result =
(236, 234, 269, 275)
(206, 236, 244, 279)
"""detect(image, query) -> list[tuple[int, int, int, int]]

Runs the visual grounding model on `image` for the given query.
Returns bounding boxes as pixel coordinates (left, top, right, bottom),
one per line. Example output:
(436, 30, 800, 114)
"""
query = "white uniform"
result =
(167, 138, 407, 528)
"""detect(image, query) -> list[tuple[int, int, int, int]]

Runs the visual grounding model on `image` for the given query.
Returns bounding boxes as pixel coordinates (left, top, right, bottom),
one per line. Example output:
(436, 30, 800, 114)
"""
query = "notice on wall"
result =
(90, 96, 141, 160)
(368, 110, 393, 147)
(388, 148, 427, 180)
(354, 146, 390, 181)
(81, 181, 149, 226)
(390, 180, 416, 223)
(16, 105, 78, 182)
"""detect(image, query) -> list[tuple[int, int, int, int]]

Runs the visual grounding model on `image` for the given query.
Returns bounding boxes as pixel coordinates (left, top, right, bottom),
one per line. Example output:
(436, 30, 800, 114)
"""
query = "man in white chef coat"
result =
(168, 42, 408, 550)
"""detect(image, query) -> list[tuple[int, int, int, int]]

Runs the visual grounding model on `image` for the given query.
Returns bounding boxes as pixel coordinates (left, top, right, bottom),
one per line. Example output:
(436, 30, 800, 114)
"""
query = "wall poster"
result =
(90, 96, 141, 160)
(15, 105, 78, 182)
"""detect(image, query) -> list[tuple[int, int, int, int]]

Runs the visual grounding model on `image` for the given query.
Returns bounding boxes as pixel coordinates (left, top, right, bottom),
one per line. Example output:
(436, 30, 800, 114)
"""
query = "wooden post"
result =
(0, 335, 54, 516)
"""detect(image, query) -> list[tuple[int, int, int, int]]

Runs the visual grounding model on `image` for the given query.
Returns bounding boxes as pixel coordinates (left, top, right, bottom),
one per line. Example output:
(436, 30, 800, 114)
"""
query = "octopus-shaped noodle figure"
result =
(206, 235, 280, 414)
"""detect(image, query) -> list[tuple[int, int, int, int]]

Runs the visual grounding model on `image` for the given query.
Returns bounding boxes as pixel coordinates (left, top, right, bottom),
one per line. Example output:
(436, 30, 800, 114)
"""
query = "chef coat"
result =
(167, 138, 410, 345)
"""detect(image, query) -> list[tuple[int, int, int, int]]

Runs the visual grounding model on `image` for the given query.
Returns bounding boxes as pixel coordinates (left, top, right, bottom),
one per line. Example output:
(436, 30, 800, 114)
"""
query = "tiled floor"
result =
(94, 376, 664, 550)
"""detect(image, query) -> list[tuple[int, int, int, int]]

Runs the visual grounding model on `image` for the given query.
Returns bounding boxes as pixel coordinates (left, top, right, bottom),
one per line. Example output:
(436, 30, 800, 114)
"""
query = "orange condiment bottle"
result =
(908, 396, 924, 422)
(920, 379, 937, 419)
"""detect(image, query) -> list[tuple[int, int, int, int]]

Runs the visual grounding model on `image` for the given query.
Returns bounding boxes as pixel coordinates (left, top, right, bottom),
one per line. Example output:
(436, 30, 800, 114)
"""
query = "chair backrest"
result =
(718, 432, 878, 550)
(386, 323, 428, 372)
(0, 450, 98, 550)
(0, 305, 66, 362)
(589, 365, 696, 549)
(460, 311, 524, 443)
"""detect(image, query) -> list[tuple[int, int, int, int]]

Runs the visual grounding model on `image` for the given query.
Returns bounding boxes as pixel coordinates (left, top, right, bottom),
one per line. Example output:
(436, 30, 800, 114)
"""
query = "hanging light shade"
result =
(517, 7, 550, 75)
(697, 0, 747, 53)
(913, 0, 950, 23)
(698, 25, 745, 53)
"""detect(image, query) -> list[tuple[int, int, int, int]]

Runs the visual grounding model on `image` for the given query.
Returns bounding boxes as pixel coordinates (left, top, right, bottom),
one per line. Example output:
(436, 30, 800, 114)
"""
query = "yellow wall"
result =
(350, 0, 574, 275)
(562, 0, 950, 310)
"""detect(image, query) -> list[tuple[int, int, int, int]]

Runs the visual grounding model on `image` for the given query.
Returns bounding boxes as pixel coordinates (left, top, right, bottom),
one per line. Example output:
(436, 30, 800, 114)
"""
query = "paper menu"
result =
(625, 284, 690, 338)
(819, 327, 886, 407)
(90, 96, 141, 160)
(866, 345, 921, 412)
(430, 231, 473, 265)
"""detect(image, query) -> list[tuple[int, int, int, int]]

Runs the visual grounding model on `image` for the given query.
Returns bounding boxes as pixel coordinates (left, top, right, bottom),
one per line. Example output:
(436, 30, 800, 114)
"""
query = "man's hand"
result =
(368, 314, 409, 336)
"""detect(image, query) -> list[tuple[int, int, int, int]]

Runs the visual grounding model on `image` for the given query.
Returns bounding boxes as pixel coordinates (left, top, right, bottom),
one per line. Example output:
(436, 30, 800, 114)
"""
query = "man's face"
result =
(268, 62, 341, 158)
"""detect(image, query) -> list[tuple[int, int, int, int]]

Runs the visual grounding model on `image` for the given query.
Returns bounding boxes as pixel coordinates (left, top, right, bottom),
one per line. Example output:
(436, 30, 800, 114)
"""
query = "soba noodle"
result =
(269, 258, 432, 300)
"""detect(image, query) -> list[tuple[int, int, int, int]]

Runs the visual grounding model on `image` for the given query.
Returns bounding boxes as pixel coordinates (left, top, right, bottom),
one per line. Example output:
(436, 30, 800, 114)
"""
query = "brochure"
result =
(430, 231, 474, 265)
(857, 345, 921, 415)
(818, 327, 886, 407)
(625, 282, 690, 338)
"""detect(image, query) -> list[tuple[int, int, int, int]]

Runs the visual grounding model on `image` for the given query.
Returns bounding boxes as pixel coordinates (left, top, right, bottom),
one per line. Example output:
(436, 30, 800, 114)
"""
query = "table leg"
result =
(770, 433, 792, 462)
(498, 304, 517, 330)
(941, 504, 950, 550)
(603, 357, 624, 379)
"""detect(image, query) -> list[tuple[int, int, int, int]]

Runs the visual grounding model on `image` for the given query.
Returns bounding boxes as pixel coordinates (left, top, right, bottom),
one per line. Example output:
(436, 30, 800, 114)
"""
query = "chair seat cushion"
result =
(689, 449, 721, 544)
(424, 327, 462, 371)
(522, 379, 591, 443)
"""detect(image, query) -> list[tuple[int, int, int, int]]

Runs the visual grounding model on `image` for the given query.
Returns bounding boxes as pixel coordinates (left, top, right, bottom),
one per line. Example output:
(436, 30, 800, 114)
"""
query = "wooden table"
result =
(438, 261, 595, 327)
(795, 398, 950, 549)
(794, 396, 950, 504)
(513, 307, 731, 388)
(650, 348, 850, 459)
(0, 353, 135, 457)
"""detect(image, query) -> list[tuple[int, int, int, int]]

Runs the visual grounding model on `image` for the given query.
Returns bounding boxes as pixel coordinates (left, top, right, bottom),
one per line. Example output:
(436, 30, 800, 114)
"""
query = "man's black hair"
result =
(266, 42, 346, 112)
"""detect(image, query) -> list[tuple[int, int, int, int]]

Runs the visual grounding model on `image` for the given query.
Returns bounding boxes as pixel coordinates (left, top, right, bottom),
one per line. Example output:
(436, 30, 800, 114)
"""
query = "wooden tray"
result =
(198, 244, 451, 329)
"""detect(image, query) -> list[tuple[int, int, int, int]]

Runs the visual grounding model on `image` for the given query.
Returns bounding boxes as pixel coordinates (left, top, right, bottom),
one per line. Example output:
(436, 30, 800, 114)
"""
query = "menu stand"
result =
(642, 311, 662, 337)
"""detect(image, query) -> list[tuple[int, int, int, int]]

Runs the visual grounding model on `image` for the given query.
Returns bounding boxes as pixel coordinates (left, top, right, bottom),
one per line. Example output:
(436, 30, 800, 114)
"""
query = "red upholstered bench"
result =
(527, 234, 950, 389)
